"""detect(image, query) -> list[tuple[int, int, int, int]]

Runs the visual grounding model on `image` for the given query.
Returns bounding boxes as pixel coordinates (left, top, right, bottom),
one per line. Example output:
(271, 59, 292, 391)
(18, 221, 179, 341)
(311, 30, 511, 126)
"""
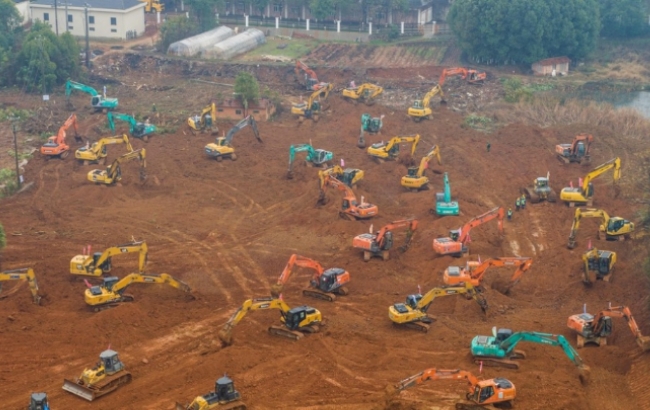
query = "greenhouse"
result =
(167, 26, 234, 57)
(206, 29, 266, 60)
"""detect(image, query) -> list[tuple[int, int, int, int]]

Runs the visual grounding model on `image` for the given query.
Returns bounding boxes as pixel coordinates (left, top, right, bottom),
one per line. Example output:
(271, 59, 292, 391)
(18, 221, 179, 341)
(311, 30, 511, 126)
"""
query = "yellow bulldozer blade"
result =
(62, 379, 96, 401)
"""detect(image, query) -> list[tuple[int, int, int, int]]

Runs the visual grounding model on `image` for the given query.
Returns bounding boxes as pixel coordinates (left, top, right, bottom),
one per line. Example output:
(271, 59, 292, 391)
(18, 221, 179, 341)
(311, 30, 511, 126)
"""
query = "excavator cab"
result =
(92, 252, 112, 273)
(29, 393, 49, 410)
(468, 378, 514, 404)
(91, 96, 101, 107)
(284, 306, 317, 330)
(495, 328, 513, 342)
(405, 294, 423, 309)
(587, 251, 614, 275)
(412, 100, 423, 109)
(316, 268, 346, 293)
(607, 218, 629, 233)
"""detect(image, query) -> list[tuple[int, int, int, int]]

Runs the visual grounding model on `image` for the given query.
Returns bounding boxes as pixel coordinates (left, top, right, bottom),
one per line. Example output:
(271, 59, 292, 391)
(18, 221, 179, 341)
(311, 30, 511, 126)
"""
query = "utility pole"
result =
(64, 1, 68, 32)
(10, 119, 21, 191)
(53, 0, 59, 35)
(84, 3, 90, 68)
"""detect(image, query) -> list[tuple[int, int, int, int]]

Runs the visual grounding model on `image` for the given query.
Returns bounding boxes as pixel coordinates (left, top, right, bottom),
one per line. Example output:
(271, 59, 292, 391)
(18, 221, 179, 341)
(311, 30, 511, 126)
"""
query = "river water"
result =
(578, 90, 650, 118)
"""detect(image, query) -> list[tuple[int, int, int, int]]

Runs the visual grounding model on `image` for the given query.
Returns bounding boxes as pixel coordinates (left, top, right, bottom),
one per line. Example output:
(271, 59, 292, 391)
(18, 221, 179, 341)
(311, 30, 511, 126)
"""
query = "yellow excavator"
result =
(582, 248, 616, 284)
(188, 103, 218, 134)
(367, 135, 420, 162)
(75, 134, 133, 165)
(291, 84, 333, 122)
(70, 240, 148, 277)
(84, 272, 192, 311)
(407, 85, 443, 121)
(63, 349, 132, 401)
(87, 148, 146, 185)
(388, 282, 488, 332)
(0, 268, 41, 304)
(176, 375, 247, 410)
(341, 83, 383, 105)
(560, 157, 621, 206)
(218, 297, 322, 345)
(318, 165, 364, 188)
(567, 207, 635, 249)
(139, 0, 164, 13)
(204, 115, 262, 161)
(400, 145, 441, 191)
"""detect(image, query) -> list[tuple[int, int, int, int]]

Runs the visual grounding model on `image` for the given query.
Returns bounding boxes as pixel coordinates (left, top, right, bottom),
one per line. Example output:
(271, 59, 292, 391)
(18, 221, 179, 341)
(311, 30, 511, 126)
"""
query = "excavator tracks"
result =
(456, 401, 512, 410)
(302, 289, 336, 302)
(472, 353, 525, 370)
(63, 371, 132, 401)
(219, 401, 248, 410)
(90, 295, 134, 312)
(394, 321, 430, 333)
(267, 326, 305, 340)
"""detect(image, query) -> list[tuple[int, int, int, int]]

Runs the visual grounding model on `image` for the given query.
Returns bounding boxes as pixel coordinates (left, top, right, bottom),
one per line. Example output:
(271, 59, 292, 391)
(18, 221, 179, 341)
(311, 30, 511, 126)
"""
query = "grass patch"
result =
(243, 37, 318, 60)
(502, 78, 555, 103)
(462, 114, 494, 132)
(0, 107, 31, 122)
(0, 168, 18, 198)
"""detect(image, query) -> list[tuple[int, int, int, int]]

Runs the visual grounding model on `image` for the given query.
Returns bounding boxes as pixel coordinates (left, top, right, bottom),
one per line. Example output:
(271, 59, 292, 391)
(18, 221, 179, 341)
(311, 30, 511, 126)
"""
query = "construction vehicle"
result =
(270, 254, 350, 302)
(75, 134, 133, 165)
(434, 172, 460, 216)
(388, 282, 488, 332)
(443, 257, 533, 293)
(84, 272, 192, 311)
(294, 60, 329, 91)
(407, 67, 471, 121)
(567, 303, 650, 351)
(176, 375, 246, 410)
(28, 392, 50, 410)
(521, 175, 556, 203)
(582, 248, 616, 284)
(65, 80, 118, 111)
(40, 113, 79, 159)
(352, 219, 418, 261)
(319, 165, 364, 188)
(188, 103, 218, 134)
(287, 144, 333, 178)
(342, 83, 384, 104)
(556, 133, 594, 164)
(567, 207, 634, 249)
(107, 112, 156, 142)
(560, 157, 621, 207)
(401, 145, 441, 191)
(218, 297, 322, 345)
(139, 0, 164, 13)
(70, 240, 148, 277)
(62, 349, 131, 401)
(318, 173, 378, 220)
(291, 84, 333, 122)
(433, 207, 504, 257)
(367, 135, 420, 162)
(205, 115, 262, 161)
(467, 68, 487, 84)
(0, 268, 41, 304)
(87, 148, 146, 185)
(361, 113, 384, 133)
(391, 368, 516, 409)
(470, 327, 590, 378)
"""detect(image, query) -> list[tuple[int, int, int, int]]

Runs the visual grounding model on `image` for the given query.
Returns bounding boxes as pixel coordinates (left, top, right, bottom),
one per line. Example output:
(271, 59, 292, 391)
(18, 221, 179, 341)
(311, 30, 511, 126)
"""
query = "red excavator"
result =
(295, 60, 329, 91)
(270, 254, 350, 302)
(40, 113, 81, 159)
(556, 133, 594, 165)
(433, 207, 504, 257)
(567, 303, 650, 351)
(391, 368, 516, 409)
(318, 173, 378, 220)
(352, 219, 418, 261)
(443, 257, 533, 292)
(440, 67, 487, 85)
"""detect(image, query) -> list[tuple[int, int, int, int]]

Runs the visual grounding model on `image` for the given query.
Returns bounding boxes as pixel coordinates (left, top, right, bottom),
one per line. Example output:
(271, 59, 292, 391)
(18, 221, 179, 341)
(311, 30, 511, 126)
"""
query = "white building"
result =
(29, 0, 146, 40)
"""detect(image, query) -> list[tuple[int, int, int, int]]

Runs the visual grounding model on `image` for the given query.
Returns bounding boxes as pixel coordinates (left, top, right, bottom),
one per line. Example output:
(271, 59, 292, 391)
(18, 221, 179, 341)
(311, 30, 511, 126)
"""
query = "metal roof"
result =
(30, 0, 144, 10)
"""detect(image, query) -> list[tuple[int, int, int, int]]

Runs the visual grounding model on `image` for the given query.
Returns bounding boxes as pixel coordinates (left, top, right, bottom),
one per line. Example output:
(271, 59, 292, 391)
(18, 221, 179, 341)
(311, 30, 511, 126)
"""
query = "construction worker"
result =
(486, 142, 491, 152)
(520, 194, 526, 210)
(515, 197, 521, 211)
(507, 208, 513, 221)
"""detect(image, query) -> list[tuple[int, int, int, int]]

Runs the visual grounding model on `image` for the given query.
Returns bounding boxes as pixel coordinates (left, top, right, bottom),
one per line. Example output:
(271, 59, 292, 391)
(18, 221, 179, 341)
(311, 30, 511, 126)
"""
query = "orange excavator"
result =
(443, 257, 533, 292)
(567, 303, 650, 351)
(441, 67, 486, 85)
(270, 254, 350, 302)
(390, 368, 516, 409)
(294, 60, 329, 91)
(433, 207, 504, 257)
(352, 219, 418, 261)
(556, 133, 594, 164)
(40, 113, 81, 159)
(317, 173, 378, 220)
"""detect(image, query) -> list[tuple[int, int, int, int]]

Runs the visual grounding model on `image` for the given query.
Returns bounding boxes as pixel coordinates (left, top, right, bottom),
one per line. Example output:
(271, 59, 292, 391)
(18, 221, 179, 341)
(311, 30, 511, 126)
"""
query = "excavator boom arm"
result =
(581, 157, 621, 192)
(417, 283, 486, 313)
(219, 297, 291, 343)
(66, 80, 99, 97)
(395, 368, 479, 392)
(111, 272, 191, 294)
(375, 219, 418, 247)
(0, 268, 40, 304)
(224, 115, 262, 145)
(497, 331, 588, 372)
(469, 257, 533, 286)
(593, 306, 647, 340)
(457, 207, 504, 244)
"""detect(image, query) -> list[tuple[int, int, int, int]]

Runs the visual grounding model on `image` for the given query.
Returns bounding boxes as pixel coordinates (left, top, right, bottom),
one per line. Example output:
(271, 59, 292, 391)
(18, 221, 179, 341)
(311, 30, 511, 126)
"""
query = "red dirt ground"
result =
(0, 56, 649, 410)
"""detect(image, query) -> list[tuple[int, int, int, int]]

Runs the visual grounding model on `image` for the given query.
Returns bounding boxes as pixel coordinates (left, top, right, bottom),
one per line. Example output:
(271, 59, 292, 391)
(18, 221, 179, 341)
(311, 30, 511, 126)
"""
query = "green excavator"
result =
(433, 172, 459, 216)
(107, 112, 156, 142)
(470, 327, 590, 380)
(66, 80, 118, 111)
(286, 144, 334, 179)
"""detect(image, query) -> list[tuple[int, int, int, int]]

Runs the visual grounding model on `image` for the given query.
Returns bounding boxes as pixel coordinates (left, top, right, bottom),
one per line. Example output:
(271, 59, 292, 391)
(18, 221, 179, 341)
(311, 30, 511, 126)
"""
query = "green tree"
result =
(449, 0, 600, 65)
(0, 0, 22, 85)
(186, 0, 224, 32)
(234, 72, 260, 109)
(159, 15, 199, 51)
(598, 0, 648, 37)
(0, 222, 5, 250)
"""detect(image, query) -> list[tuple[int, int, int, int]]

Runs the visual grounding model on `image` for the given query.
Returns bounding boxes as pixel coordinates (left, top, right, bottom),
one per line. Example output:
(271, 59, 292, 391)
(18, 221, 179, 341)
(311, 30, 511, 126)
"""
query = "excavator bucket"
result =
(175, 402, 188, 410)
(270, 284, 283, 298)
(63, 379, 96, 401)
(578, 364, 591, 385)
(218, 329, 233, 346)
(638, 336, 650, 352)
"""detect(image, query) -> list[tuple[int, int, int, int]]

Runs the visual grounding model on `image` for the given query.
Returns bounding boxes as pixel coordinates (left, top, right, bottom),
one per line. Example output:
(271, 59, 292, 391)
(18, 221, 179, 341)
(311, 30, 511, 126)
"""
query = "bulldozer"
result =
(390, 368, 516, 409)
(84, 272, 193, 311)
(28, 392, 50, 410)
(401, 145, 441, 191)
(270, 254, 350, 302)
(342, 83, 383, 105)
(87, 148, 146, 185)
(443, 256, 533, 293)
(205, 115, 262, 161)
(70, 240, 148, 277)
(319, 165, 364, 188)
(218, 297, 322, 345)
(176, 375, 247, 410)
(567, 303, 650, 351)
(582, 248, 616, 284)
(318, 172, 378, 220)
(567, 207, 634, 249)
(560, 157, 621, 207)
(40, 114, 80, 159)
(75, 134, 133, 165)
(62, 349, 132, 401)
(108, 112, 156, 142)
(556, 133, 594, 164)
(521, 175, 556, 203)
(352, 219, 418, 261)
(367, 135, 420, 162)
(291, 84, 333, 122)
(433, 207, 504, 257)
(0, 267, 41, 304)
(188, 103, 219, 134)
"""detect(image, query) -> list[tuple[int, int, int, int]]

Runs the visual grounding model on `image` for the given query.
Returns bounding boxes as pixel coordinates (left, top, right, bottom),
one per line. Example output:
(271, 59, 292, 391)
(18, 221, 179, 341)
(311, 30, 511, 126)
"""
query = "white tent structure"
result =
(206, 29, 266, 60)
(167, 26, 234, 56)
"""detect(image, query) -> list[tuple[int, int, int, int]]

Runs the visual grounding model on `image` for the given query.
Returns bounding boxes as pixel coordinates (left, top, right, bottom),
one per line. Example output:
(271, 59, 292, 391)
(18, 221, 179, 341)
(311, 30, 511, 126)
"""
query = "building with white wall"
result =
(29, 0, 146, 40)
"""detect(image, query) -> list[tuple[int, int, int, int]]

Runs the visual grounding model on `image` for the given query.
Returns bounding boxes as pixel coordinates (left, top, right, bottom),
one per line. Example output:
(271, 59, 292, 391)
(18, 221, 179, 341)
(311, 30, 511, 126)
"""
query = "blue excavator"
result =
(65, 80, 118, 111)
(286, 144, 333, 179)
(433, 172, 459, 216)
(107, 112, 156, 142)
(470, 327, 590, 380)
